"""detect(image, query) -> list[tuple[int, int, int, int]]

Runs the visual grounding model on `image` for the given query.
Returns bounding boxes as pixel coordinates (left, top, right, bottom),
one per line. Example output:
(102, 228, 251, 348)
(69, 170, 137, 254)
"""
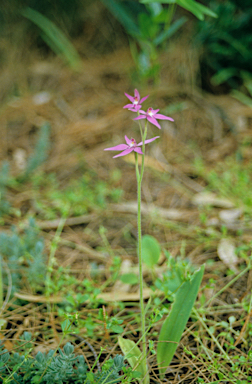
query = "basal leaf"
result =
(157, 265, 204, 378)
(118, 337, 149, 384)
(120, 273, 138, 285)
(142, 235, 161, 268)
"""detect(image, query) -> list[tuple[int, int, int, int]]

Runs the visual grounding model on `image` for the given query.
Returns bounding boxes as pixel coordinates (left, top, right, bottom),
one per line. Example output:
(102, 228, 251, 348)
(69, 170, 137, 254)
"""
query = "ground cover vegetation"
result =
(0, 0, 252, 382)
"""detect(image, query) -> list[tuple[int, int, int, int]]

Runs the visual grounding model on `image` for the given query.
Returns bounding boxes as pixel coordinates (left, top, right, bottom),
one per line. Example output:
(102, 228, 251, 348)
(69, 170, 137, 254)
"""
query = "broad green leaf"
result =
(120, 273, 138, 285)
(31, 375, 42, 383)
(0, 319, 6, 330)
(157, 265, 204, 378)
(118, 337, 149, 384)
(110, 324, 124, 333)
(61, 319, 71, 334)
(142, 235, 161, 268)
(138, 12, 160, 40)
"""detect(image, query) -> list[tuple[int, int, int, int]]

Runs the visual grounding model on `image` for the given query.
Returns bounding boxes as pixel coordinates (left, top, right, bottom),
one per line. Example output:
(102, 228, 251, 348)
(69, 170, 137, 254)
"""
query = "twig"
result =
(70, 333, 101, 372)
(0, 261, 12, 316)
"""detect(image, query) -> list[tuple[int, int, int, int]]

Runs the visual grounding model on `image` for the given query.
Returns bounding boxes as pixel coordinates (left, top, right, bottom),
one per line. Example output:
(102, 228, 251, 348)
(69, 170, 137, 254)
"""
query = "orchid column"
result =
(105, 89, 174, 366)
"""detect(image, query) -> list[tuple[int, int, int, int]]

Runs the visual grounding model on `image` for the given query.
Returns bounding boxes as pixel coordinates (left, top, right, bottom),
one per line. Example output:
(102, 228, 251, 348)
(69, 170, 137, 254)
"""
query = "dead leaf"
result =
(0, 331, 13, 351)
(14, 288, 164, 304)
(192, 192, 234, 208)
(110, 202, 191, 221)
(219, 209, 242, 223)
(14, 292, 62, 303)
(98, 288, 163, 302)
(217, 238, 239, 272)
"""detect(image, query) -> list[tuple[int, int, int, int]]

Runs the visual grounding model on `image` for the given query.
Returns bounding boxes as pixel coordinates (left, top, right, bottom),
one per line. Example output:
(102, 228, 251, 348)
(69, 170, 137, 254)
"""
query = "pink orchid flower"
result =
(104, 135, 159, 158)
(134, 107, 174, 129)
(123, 89, 149, 111)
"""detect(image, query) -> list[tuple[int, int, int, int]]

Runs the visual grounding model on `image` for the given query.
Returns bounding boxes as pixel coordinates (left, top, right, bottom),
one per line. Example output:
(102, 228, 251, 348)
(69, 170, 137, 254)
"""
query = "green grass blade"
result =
(141, 0, 217, 20)
(118, 337, 149, 384)
(157, 265, 204, 378)
(21, 7, 81, 70)
(141, 0, 176, 4)
(211, 68, 238, 86)
(101, 0, 140, 38)
(153, 16, 188, 46)
(231, 90, 252, 108)
(176, 0, 217, 20)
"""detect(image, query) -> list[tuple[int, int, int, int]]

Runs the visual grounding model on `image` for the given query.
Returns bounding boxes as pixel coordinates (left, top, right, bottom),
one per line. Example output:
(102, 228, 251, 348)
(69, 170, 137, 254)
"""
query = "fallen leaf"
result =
(15, 288, 164, 304)
(98, 288, 163, 302)
(192, 192, 234, 208)
(219, 209, 242, 223)
(217, 238, 239, 272)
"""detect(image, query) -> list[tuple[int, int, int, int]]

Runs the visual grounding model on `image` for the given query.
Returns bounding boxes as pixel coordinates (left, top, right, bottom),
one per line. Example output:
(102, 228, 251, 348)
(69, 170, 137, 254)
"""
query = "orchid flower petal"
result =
(138, 136, 160, 146)
(138, 110, 147, 115)
(113, 148, 134, 158)
(124, 93, 134, 103)
(134, 89, 140, 100)
(134, 147, 143, 155)
(123, 103, 134, 109)
(147, 116, 161, 129)
(140, 95, 149, 103)
(124, 135, 132, 146)
(133, 115, 147, 121)
(129, 105, 142, 111)
(155, 113, 174, 121)
(151, 109, 160, 114)
(104, 144, 128, 151)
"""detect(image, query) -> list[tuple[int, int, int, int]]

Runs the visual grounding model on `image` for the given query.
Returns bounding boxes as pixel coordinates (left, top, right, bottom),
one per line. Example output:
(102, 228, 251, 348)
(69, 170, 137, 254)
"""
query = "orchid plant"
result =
(104, 89, 204, 383)
(105, 89, 173, 368)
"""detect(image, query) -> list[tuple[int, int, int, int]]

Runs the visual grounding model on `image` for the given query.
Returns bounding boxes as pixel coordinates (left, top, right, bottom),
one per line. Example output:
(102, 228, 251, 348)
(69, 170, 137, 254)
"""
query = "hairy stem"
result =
(137, 172, 146, 357)
(135, 121, 148, 369)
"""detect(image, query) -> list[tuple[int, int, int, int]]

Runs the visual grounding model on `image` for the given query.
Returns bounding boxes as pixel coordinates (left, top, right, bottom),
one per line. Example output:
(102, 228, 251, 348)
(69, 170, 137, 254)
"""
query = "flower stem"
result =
(135, 121, 148, 369)
(137, 171, 146, 357)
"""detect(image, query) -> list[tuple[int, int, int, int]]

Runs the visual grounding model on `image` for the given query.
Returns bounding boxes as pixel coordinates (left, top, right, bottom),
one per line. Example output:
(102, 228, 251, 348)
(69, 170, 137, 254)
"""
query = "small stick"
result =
(70, 333, 101, 372)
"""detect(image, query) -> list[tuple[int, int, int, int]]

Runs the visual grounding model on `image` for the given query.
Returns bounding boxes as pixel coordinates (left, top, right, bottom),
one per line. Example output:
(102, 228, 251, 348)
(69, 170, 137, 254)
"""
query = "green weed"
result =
(0, 336, 126, 384)
(31, 171, 123, 219)
(196, 0, 252, 91)
(0, 218, 46, 295)
(195, 155, 252, 213)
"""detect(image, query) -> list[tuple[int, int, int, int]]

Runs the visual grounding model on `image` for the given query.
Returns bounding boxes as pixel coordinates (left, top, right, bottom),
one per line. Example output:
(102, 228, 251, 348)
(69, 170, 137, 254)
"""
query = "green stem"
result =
(205, 260, 251, 308)
(140, 124, 148, 182)
(164, 3, 176, 31)
(135, 121, 148, 368)
(137, 166, 146, 357)
(45, 213, 68, 298)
